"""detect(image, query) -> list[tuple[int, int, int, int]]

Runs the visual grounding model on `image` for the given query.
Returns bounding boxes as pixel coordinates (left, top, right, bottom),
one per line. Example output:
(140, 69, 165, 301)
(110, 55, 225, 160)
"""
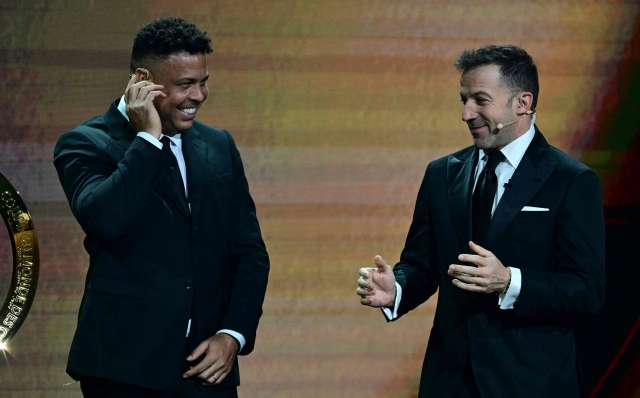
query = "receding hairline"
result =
(460, 64, 516, 92)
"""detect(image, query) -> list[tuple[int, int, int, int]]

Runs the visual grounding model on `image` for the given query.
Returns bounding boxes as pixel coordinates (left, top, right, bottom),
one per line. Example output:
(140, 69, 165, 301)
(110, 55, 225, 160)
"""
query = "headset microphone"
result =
(496, 110, 534, 130)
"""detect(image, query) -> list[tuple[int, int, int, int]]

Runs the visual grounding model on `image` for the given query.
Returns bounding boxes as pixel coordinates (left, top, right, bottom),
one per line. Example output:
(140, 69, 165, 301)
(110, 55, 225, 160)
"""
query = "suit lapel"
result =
(483, 129, 556, 249)
(447, 147, 477, 253)
(182, 126, 208, 227)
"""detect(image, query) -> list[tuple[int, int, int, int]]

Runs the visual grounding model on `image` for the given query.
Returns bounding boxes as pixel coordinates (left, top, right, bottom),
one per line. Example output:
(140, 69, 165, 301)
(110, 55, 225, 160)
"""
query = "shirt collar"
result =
(478, 121, 536, 169)
(117, 95, 182, 143)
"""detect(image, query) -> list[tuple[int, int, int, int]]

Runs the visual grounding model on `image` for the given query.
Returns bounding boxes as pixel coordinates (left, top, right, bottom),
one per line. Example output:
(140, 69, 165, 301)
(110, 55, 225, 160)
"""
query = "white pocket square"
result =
(521, 206, 549, 212)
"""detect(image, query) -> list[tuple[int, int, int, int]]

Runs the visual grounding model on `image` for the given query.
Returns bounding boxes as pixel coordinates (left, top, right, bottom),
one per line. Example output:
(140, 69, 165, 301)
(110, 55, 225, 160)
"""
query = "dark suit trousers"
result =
(454, 360, 482, 398)
(80, 376, 238, 398)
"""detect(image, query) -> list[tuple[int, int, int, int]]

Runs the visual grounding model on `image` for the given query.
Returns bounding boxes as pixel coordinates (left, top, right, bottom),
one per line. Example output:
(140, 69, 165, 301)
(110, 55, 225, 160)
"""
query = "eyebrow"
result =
(178, 74, 209, 83)
(460, 90, 493, 98)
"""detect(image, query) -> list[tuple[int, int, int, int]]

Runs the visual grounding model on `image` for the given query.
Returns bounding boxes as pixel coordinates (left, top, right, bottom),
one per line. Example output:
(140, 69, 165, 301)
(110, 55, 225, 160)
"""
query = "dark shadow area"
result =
(575, 208, 640, 397)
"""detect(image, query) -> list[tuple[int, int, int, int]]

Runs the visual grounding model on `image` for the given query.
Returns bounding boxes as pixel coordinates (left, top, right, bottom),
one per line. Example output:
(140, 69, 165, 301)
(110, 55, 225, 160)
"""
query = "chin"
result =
(472, 137, 491, 150)
(174, 121, 194, 132)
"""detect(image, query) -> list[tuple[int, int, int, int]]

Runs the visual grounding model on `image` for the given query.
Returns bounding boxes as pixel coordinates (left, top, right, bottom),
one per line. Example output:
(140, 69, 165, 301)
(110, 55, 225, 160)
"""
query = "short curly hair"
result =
(455, 44, 539, 109)
(130, 17, 213, 73)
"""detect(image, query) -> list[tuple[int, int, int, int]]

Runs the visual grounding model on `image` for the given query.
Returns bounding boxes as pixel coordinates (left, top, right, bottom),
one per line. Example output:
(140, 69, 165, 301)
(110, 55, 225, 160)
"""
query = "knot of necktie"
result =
(485, 150, 505, 172)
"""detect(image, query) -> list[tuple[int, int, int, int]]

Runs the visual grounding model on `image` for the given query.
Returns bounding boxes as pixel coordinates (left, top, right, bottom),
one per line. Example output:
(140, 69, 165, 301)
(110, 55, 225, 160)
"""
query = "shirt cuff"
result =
(498, 267, 521, 309)
(381, 282, 402, 320)
(136, 132, 162, 149)
(216, 329, 246, 352)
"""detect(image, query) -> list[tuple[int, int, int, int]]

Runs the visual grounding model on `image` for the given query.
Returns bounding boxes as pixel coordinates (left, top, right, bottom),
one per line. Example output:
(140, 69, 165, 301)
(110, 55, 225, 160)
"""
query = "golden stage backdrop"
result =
(0, 1, 638, 397)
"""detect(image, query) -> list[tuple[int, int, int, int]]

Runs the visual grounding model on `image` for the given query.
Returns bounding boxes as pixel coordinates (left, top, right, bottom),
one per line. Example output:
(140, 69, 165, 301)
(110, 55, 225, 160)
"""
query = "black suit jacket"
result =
(392, 128, 605, 397)
(54, 99, 270, 390)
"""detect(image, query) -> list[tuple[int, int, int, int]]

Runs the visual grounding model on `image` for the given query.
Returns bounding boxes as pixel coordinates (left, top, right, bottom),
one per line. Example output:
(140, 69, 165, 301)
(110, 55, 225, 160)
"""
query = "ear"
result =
(517, 92, 534, 115)
(134, 68, 150, 83)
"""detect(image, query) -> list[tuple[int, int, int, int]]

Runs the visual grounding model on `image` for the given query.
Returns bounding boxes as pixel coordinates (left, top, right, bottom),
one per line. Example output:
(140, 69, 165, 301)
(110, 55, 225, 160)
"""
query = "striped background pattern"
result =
(0, 1, 638, 397)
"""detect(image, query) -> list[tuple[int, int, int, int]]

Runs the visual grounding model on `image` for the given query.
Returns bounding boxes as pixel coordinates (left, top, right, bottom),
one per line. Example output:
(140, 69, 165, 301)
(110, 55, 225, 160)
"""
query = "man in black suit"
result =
(54, 17, 269, 397)
(356, 45, 605, 397)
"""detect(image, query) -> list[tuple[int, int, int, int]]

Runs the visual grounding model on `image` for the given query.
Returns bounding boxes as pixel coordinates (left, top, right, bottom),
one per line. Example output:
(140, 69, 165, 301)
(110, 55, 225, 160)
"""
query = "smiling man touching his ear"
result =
(54, 17, 269, 398)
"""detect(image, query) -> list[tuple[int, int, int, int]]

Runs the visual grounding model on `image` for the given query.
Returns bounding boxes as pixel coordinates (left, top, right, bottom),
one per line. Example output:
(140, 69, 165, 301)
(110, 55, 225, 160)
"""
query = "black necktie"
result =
(472, 151, 505, 245)
(160, 136, 189, 209)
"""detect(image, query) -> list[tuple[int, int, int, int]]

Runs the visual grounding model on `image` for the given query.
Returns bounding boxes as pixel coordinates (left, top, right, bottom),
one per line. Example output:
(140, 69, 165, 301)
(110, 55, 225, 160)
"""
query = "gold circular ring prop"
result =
(0, 171, 39, 345)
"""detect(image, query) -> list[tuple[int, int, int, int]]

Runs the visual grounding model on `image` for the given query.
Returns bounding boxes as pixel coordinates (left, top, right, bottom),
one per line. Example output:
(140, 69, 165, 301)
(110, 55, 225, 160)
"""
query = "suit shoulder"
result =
(192, 121, 230, 138)
(547, 145, 593, 176)
(192, 121, 235, 145)
(64, 113, 107, 134)
(55, 114, 110, 152)
(429, 145, 475, 169)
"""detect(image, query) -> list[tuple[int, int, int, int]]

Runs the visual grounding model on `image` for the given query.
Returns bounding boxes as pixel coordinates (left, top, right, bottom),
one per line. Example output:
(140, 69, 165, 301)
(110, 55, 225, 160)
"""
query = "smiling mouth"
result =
(178, 107, 196, 116)
(469, 125, 486, 132)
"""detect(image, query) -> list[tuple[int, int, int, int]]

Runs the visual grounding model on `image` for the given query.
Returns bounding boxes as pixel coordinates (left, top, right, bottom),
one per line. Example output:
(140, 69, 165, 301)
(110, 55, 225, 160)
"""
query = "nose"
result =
(189, 84, 207, 103)
(461, 103, 477, 123)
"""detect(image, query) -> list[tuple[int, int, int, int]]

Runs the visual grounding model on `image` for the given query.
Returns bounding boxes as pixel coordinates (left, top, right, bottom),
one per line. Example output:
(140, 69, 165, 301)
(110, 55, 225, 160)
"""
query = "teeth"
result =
(180, 108, 196, 115)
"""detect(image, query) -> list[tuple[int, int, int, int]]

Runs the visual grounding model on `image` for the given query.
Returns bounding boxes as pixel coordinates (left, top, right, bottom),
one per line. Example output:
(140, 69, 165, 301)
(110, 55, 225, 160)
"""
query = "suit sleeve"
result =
(53, 128, 172, 240)
(219, 131, 270, 355)
(516, 169, 605, 316)
(392, 163, 440, 319)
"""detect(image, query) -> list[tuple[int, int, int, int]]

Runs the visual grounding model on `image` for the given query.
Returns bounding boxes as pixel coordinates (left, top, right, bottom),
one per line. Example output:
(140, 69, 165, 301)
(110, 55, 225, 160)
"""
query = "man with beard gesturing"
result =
(54, 17, 269, 398)
(356, 45, 604, 398)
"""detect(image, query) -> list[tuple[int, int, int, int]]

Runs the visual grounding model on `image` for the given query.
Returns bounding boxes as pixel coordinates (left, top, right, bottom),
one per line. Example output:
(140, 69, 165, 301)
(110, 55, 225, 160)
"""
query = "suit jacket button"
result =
(184, 280, 193, 289)
(190, 236, 197, 245)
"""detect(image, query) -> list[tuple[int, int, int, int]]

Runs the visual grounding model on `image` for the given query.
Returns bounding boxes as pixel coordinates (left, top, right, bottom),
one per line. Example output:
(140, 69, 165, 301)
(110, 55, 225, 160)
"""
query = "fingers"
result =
(468, 241, 493, 257)
(124, 74, 136, 101)
(449, 264, 488, 287)
(201, 366, 231, 386)
(126, 81, 165, 104)
(356, 274, 377, 305)
(459, 255, 481, 267)
(183, 342, 209, 377)
(357, 256, 396, 308)
(450, 257, 507, 293)
(357, 277, 372, 290)
(452, 278, 485, 292)
(356, 287, 374, 297)
(374, 255, 389, 272)
(125, 81, 166, 136)
(358, 267, 372, 279)
(198, 361, 229, 385)
(450, 272, 483, 286)
(130, 83, 165, 103)
(448, 264, 480, 277)
(360, 296, 374, 306)
(356, 276, 375, 298)
(183, 334, 239, 385)
(184, 354, 214, 379)
(187, 341, 207, 362)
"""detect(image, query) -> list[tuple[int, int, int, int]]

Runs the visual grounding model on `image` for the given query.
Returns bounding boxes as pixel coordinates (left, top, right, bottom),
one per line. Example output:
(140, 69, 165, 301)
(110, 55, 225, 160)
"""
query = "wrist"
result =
(219, 332, 240, 352)
(147, 129, 162, 140)
(501, 267, 512, 294)
(385, 287, 397, 308)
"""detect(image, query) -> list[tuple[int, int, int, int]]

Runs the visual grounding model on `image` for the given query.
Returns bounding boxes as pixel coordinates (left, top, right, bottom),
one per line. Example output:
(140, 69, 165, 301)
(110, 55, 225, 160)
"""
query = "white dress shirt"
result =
(383, 121, 537, 319)
(117, 96, 245, 350)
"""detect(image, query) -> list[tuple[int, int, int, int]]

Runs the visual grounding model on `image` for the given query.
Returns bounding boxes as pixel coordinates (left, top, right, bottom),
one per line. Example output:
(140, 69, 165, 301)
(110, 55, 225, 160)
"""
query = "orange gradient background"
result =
(0, 1, 639, 397)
